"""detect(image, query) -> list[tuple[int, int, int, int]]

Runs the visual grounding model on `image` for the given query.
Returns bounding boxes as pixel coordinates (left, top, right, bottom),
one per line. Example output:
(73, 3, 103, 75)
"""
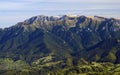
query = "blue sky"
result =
(0, 0, 120, 28)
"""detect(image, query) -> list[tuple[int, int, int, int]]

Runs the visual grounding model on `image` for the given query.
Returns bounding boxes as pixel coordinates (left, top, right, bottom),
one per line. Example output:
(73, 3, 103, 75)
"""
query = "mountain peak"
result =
(5, 14, 119, 33)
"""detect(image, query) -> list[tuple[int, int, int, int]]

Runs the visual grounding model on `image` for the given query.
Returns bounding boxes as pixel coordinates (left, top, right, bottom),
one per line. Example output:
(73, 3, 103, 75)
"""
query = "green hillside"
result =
(0, 15, 120, 75)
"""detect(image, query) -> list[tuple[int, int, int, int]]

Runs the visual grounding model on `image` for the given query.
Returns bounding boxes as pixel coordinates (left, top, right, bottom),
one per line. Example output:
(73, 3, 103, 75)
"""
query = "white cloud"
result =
(2, 0, 120, 3)
(40, 0, 120, 3)
(0, 2, 23, 10)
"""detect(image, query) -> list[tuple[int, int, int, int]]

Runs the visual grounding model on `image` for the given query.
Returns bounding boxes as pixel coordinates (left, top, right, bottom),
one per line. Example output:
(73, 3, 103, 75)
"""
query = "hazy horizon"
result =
(0, 0, 120, 28)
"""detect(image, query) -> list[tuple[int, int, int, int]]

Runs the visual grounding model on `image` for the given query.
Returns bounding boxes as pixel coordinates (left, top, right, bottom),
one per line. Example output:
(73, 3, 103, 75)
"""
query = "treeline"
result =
(1, 62, 120, 75)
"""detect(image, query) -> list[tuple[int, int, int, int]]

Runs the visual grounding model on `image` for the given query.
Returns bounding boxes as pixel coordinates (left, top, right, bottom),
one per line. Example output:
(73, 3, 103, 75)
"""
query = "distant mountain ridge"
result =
(0, 14, 120, 65)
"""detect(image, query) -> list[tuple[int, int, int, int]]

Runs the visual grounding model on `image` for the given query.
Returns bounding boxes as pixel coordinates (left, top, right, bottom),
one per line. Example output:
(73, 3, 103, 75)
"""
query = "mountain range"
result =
(0, 14, 120, 75)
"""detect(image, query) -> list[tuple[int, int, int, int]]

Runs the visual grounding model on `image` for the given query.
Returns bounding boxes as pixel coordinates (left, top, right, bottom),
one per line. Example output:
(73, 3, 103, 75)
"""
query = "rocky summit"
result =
(0, 15, 120, 75)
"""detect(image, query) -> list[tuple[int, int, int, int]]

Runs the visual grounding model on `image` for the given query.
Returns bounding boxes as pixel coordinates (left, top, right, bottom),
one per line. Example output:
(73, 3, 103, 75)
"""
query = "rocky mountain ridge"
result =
(0, 14, 119, 64)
